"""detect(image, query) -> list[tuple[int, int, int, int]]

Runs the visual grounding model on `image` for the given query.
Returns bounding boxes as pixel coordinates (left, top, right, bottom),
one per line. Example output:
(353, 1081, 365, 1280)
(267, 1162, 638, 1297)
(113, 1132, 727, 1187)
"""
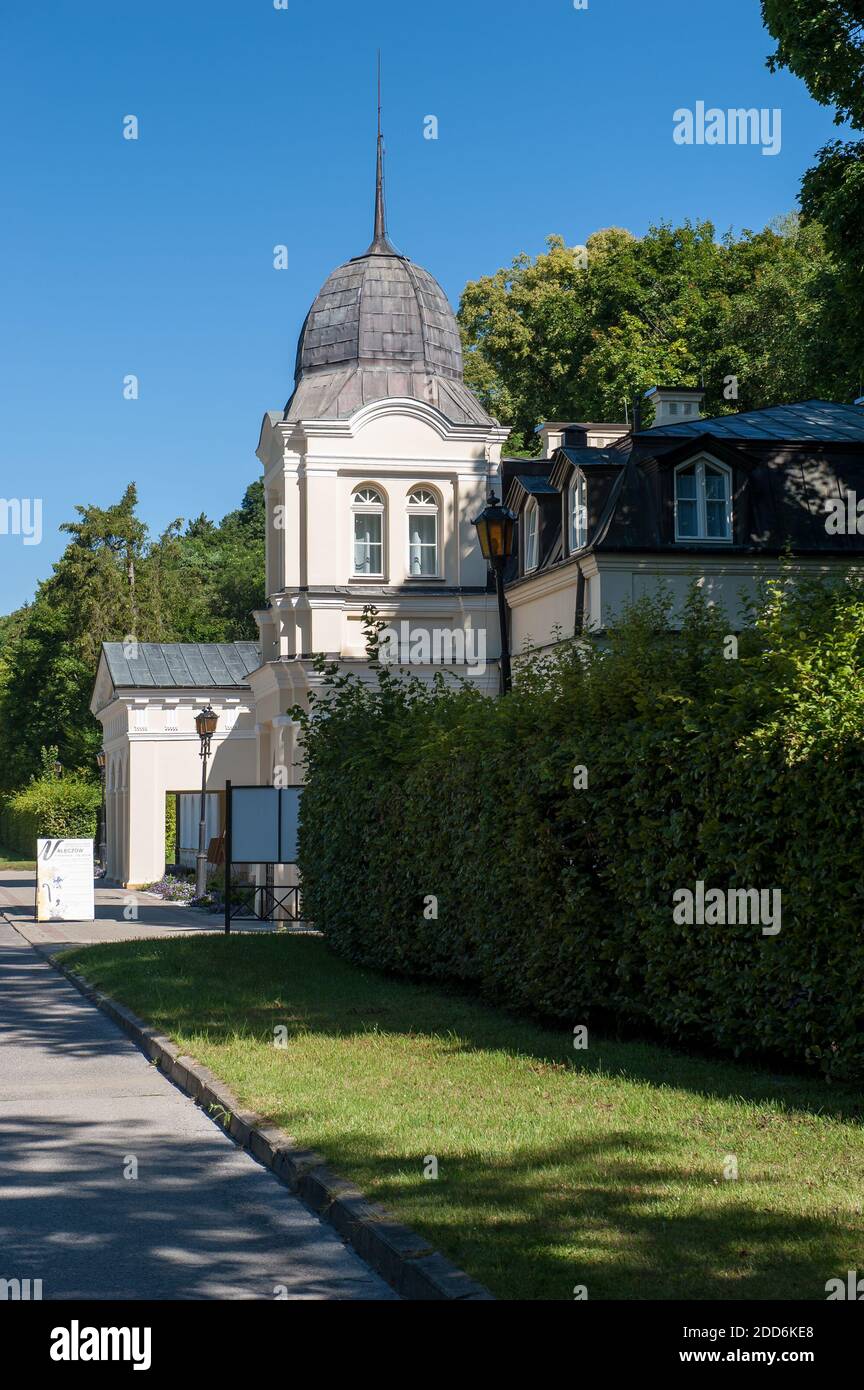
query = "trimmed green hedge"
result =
(0, 775, 101, 859)
(294, 579, 864, 1083)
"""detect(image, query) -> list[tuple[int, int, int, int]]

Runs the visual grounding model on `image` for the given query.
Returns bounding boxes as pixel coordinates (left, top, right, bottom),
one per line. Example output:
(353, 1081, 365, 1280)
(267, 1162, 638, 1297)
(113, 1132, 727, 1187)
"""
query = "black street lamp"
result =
(95, 750, 107, 876)
(194, 704, 218, 898)
(472, 491, 518, 694)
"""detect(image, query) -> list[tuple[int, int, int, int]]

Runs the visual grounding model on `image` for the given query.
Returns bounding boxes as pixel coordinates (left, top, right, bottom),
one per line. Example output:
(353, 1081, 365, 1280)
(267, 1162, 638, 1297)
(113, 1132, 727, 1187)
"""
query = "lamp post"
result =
(95, 750, 107, 876)
(194, 704, 218, 898)
(471, 491, 518, 694)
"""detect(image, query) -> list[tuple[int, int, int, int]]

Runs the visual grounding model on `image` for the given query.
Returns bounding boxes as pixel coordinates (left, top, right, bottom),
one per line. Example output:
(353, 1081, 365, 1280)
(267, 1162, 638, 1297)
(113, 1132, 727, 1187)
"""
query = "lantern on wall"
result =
(472, 492, 517, 567)
(471, 492, 518, 694)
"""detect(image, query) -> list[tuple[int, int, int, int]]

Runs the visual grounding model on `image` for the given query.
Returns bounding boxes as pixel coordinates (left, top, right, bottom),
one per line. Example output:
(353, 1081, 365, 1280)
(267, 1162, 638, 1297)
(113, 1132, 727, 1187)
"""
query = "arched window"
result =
(675, 458, 732, 541)
(352, 486, 385, 576)
(524, 499, 539, 572)
(406, 487, 439, 576)
(568, 472, 587, 552)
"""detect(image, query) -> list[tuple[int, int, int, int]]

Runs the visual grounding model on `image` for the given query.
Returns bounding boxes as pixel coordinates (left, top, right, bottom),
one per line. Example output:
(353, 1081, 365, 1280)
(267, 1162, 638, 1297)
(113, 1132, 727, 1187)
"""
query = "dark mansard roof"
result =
(502, 400, 864, 582)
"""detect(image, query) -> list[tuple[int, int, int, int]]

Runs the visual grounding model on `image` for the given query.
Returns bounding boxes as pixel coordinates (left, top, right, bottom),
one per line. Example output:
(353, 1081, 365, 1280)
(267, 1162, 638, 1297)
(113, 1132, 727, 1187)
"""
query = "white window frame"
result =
(524, 498, 539, 573)
(674, 455, 733, 543)
(568, 471, 587, 553)
(406, 487, 441, 579)
(351, 485, 386, 579)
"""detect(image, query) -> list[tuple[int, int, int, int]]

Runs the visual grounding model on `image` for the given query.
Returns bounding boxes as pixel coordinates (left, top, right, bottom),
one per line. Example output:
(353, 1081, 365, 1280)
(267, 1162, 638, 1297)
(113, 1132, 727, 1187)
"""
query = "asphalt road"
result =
(0, 913, 396, 1300)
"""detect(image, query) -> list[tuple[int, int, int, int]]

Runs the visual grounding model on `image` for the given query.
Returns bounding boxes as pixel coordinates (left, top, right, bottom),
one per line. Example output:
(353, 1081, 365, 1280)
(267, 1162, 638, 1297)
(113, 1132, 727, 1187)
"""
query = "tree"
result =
(458, 217, 855, 453)
(0, 486, 155, 787)
(149, 480, 265, 641)
(0, 479, 266, 791)
(49, 485, 152, 666)
(762, 0, 864, 383)
(762, 1, 864, 127)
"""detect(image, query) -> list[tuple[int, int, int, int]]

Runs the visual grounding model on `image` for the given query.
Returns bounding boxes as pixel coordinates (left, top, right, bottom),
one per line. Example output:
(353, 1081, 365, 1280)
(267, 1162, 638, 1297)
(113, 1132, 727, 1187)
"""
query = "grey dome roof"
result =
(283, 123, 496, 430)
(295, 251, 464, 381)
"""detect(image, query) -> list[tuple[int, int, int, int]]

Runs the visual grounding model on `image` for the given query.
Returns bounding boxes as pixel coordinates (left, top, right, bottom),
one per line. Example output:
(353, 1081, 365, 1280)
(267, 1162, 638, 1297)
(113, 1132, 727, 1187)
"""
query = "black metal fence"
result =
(224, 879, 302, 927)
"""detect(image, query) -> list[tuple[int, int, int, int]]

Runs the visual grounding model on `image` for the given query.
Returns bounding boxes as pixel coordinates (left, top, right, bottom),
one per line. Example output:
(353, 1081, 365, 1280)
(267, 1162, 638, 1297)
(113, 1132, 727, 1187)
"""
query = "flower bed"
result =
(145, 873, 197, 905)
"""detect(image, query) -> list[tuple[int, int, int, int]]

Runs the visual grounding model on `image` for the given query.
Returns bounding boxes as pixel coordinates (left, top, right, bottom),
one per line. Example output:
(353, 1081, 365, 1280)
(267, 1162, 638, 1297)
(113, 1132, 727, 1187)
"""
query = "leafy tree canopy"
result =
(763, 0, 864, 127)
(0, 481, 265, 790)
(762, 0, 864, 374)
(458, 216, 858, 454)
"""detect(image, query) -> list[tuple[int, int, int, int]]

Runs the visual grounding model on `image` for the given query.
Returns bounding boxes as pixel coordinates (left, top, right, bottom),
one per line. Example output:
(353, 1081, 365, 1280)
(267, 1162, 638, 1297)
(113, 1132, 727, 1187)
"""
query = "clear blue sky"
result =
(0, 0, 842, 613)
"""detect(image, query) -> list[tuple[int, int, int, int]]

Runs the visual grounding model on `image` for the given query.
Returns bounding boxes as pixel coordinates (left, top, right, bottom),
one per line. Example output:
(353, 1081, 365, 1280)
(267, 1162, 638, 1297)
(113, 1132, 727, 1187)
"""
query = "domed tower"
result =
(285, 115, 494, 428)
(251, 104, 511, 781)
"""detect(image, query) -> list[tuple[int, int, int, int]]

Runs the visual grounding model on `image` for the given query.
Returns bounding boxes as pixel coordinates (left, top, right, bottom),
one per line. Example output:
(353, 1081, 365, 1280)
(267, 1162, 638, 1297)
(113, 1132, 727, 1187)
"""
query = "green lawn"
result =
(0, 843, 35, 871)
(62, 934, 864, 1301)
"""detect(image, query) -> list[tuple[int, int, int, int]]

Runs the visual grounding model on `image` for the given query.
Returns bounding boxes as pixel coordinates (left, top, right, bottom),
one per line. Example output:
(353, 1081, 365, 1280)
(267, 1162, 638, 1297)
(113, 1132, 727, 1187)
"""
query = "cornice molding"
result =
(281, 397, 510, 446)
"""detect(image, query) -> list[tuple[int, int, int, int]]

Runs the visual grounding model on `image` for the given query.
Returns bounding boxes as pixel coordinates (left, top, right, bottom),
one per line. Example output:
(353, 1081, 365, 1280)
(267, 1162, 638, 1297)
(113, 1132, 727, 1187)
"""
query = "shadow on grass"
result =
(62, 932, 864, 1124)
(300, 1128, 850, 1301)
(50, 932, 864, 1300)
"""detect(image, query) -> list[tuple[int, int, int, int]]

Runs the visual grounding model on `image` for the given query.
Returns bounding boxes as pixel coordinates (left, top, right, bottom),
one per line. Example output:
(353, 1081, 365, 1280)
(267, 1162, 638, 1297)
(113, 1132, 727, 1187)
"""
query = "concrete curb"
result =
(16, 927, 494, 1302)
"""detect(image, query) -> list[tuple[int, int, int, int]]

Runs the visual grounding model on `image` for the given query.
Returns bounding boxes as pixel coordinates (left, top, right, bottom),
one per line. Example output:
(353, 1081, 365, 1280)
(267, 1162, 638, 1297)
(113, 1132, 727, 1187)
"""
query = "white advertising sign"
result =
(36, 839, 95, 923)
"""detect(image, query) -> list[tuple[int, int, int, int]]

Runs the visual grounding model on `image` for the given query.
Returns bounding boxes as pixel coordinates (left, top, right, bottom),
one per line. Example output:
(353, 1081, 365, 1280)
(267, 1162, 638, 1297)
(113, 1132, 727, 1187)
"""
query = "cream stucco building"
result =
(503, 393, 864, 657)
(90, 131, 509, 886)
(90, 644, 258, 886)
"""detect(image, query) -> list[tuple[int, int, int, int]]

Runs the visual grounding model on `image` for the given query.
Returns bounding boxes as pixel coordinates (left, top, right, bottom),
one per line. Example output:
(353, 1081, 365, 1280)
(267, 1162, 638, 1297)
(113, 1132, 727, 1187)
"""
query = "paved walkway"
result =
(0, 899, 395, 1299)
(0, 868, 275, 954)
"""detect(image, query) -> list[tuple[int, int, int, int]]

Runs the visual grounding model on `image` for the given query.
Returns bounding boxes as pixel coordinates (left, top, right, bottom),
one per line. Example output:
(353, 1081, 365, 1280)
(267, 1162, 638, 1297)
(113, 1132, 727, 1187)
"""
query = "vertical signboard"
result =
(223, 783, 303, 934)
(36, 839, 95, 923)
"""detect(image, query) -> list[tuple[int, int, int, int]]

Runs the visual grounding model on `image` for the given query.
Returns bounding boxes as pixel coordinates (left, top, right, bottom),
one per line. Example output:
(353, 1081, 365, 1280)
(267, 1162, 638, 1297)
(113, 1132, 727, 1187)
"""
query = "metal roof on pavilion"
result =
(101, 642, 260, 690)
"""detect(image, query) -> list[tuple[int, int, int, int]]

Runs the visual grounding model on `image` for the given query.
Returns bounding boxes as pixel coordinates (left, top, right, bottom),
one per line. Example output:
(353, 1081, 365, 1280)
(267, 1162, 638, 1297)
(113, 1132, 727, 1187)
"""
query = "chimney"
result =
(644, 386, 706, 430)
(538, 419, 630, 455)
(537, 422, 568, 458)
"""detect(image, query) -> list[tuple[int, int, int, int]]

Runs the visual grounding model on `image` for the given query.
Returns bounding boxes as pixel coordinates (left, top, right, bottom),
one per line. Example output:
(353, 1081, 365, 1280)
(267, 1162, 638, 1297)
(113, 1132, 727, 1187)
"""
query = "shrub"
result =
(0, 768, 101, 858)
(294, 581, 864, 1083)
(165, 794, 176, 866)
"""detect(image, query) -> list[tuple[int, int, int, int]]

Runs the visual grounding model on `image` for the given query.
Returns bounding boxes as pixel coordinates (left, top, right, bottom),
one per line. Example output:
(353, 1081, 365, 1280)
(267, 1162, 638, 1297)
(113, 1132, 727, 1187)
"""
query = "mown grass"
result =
(62, 933, 864, 1301)
(0, 843, 35, 871)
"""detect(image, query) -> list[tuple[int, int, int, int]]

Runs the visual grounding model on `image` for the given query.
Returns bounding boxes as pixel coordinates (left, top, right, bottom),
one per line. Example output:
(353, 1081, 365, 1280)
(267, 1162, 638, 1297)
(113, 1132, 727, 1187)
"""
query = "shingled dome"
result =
(295, 253, 464, 381)
(284, 118, 496, 429)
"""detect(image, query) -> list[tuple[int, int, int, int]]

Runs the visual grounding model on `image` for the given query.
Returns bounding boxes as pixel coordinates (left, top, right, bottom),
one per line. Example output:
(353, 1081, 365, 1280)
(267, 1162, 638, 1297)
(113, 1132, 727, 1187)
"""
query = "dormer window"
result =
(524, 498, 539, 572)
(407, 488, 439, 577)
(352, 486, 386, 577)
(568, 473, 587, 552)
(674, 458, 732, 542)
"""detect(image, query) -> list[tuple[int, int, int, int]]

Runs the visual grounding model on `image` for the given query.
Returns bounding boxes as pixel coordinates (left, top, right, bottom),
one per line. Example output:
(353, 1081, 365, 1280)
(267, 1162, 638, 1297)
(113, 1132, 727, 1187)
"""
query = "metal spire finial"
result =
(366, 50, 397, 255)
